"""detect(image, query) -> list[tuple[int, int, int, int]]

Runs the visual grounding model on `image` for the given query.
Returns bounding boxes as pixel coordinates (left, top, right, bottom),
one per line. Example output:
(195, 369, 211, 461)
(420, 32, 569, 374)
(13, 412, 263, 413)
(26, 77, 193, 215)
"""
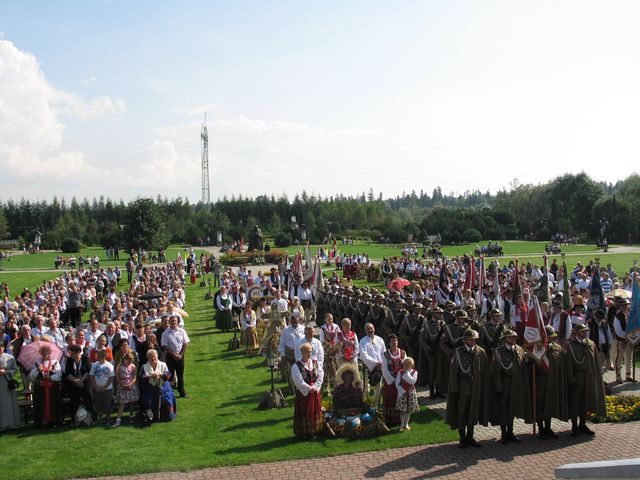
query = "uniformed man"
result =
(445, 328, 489, 448)
(399, 303, 424, 361)
(565, 323, 606, 436)
(365, 294, 388, 337)
(479, 308, 506, 360)
(489, 329, 531, 444)
(530, 325, 567, 439)
(438, 309, 469, 396)
(418, 306, 445, 396)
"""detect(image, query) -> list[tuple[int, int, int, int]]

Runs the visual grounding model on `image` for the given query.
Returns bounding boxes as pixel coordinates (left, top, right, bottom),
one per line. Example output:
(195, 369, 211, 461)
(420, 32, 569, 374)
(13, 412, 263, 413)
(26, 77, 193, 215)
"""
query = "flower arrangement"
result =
(589, 395, 640, 423)
(322, 407, 389, 439)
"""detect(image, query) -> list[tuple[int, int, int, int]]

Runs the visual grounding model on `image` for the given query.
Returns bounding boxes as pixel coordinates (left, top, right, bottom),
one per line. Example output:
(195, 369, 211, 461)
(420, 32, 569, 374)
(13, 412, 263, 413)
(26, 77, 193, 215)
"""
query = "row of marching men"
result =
(313, 286, 608, 446)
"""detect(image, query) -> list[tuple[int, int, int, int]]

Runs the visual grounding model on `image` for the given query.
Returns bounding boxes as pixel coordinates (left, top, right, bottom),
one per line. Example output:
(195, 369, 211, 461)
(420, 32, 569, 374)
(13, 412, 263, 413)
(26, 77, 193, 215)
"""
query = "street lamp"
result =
(204, 278, 212, 300)
(259, 353, 286, 408)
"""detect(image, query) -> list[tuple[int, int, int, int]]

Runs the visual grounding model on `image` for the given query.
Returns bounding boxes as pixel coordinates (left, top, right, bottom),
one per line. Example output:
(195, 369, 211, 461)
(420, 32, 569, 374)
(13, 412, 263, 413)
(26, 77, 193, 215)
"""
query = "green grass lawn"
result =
(0, 280, 456, 480)
(0, 245, 202, 271)
(289, 242, 639, 279)
(2, 241, 638, 479)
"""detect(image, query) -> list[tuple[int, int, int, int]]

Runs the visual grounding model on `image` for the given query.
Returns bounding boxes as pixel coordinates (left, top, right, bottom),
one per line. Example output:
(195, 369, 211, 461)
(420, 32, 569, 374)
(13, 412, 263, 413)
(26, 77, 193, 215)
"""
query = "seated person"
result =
(332, 363, 364, 416)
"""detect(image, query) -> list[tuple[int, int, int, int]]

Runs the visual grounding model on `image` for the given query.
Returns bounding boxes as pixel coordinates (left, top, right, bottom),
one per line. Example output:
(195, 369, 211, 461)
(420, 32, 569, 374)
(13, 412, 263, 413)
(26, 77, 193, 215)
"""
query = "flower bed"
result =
(220, 249, 285, 266)
(322, 408, 389, 439)
(589, 395, 640, 423)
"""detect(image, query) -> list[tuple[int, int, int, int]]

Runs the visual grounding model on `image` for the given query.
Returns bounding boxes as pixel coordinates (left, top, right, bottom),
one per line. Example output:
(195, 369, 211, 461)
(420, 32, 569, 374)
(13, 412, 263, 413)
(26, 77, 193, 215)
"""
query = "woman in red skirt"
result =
(291, 342, 324, 439)
(381, 334, 406, 426)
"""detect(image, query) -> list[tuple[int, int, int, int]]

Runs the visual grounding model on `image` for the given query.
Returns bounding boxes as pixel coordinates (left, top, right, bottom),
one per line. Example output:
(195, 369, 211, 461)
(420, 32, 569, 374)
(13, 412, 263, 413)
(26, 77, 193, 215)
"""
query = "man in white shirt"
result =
(84, 318, 104, 349)
(161, 314, 190, 398)
(271, 290, 289, 315)
(295, 325, 324, 365)
(358, 323, 386, 407)
(278, 315, 305, 394)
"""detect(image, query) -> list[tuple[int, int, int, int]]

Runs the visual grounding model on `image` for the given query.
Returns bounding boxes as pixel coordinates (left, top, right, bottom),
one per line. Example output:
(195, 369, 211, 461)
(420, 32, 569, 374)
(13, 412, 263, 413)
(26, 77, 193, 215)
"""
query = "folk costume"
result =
(0, 350, 20, 430)
(216, 291, 233, 332)
(29, 359, 63, 427)
(320, 321, 340, 390)
(240, 308, 260, 353)
(395, 367, 419, 430)
(381, 347, 406, 425)
(291, 359, 324, 439)
(336, 329, 359, 368)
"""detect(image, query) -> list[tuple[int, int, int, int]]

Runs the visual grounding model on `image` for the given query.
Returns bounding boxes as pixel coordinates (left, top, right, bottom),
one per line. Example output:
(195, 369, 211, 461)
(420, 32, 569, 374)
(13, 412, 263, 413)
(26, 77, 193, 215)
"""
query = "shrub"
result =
(462, 228, 482, 243)
(60, 238, 82, 253)
(366, 264, 381, 282)
(274, 231, 292, 247)
(220, 249, 285, 267)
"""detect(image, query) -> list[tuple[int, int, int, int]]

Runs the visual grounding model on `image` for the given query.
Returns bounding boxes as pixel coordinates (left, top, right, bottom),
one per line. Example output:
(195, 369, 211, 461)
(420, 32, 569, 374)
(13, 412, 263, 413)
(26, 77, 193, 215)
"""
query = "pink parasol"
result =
(388, 278, 411, 292)
(17, 340, 64, 371)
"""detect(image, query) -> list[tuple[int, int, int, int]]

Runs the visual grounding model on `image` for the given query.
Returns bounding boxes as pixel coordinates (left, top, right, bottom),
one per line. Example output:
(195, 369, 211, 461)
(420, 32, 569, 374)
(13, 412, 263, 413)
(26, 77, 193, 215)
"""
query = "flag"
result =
(512, 258, 521, 301)
(523, 295, 549, 371)
(586, 267, 605, 323)
(292, 252, 303, 279)
(463, 256, 475, 292)
(475, 256, 486, 306)
(436, 259, 451, 306)
(492, 260, 504, 312)
(304, 242, 314, 282)
(311, 255, 324, 297)
(562, 260, 572, 311)
(538, 256, 549, 304)
(626, 272, 640, 345)
(284, 252, 290, 271)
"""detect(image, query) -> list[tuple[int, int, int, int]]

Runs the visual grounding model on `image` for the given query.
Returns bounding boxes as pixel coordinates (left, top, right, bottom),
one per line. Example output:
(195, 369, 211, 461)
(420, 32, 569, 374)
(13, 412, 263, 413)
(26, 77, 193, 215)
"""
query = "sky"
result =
(1, 0, 639, 203)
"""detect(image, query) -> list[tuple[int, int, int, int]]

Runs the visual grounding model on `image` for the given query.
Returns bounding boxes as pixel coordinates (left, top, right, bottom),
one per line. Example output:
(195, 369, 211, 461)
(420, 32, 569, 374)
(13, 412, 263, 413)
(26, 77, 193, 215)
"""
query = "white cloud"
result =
(0, 39, 125, 190)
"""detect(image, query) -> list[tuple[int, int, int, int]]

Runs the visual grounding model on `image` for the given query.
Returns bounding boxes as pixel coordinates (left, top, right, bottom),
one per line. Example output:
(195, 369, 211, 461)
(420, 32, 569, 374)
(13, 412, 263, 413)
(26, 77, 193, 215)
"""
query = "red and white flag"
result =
(523, 295, 549, 371)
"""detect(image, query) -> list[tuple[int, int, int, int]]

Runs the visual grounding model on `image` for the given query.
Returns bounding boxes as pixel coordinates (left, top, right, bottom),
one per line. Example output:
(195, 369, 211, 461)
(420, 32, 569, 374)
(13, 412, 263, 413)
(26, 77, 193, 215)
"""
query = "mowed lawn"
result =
(1, 242, 639, 480)
(288, 241, 638, 278)
(0, 245, 198, 271)
(1, 280, 455, 480)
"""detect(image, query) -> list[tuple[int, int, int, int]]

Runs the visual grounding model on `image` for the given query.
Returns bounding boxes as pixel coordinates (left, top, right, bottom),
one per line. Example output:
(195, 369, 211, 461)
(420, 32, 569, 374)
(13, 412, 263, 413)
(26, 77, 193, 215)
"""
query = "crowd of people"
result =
(0, 255, 191, 431)
(212, 251, 637, 442)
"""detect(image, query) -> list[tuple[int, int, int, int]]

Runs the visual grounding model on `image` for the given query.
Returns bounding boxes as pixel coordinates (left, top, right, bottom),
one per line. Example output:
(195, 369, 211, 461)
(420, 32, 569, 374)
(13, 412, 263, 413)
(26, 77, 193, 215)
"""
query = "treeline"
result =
(0, 172, 638, 250)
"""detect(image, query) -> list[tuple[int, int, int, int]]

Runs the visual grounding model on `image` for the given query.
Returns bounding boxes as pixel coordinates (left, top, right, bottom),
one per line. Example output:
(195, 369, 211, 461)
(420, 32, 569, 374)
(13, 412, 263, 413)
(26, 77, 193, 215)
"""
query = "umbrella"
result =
(17, 340, 63, 371)
(388, 278, 411, 292)
(605, 288, 632, 299)
(160, 306, 189, 318)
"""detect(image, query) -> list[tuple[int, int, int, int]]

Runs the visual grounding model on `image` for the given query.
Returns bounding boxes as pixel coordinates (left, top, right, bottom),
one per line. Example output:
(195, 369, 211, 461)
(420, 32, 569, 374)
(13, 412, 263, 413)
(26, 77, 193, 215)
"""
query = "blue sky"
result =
(1, 1, 639, 202)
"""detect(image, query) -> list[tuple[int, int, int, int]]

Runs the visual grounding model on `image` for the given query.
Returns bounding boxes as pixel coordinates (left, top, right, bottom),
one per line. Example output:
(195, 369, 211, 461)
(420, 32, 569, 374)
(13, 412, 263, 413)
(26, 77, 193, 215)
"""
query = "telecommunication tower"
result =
(201, 112, 211, 206)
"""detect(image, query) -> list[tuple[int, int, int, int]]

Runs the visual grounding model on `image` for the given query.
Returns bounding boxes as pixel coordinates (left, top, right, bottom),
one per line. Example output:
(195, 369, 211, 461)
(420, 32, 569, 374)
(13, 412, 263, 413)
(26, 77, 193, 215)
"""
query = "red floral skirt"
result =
(294, 390, 322, 438)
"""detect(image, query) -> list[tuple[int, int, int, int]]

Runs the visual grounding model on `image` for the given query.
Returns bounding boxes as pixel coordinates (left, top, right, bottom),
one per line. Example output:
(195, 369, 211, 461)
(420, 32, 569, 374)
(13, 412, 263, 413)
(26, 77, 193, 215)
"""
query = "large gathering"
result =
(4, 3, 640, 479)
(208, 250, 638, 447)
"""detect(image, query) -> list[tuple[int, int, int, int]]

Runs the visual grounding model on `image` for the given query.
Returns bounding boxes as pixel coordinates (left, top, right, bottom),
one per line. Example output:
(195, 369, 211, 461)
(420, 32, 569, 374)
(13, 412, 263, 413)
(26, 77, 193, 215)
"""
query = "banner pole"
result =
(532, 363, 537, 436)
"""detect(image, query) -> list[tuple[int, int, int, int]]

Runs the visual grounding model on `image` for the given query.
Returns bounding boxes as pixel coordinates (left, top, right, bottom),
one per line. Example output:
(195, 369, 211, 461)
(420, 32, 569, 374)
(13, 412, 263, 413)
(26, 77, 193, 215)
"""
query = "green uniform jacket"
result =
(488, 344, 532, 425)
(565, 338, 606, 418)
(445, 345, 490, 429)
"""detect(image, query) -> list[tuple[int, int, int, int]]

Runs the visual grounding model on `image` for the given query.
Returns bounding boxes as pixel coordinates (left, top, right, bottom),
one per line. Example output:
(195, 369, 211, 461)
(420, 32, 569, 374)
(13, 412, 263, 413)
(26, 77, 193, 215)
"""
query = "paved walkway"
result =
(85, 369, 639, 480)
(84, 421, 638, 480)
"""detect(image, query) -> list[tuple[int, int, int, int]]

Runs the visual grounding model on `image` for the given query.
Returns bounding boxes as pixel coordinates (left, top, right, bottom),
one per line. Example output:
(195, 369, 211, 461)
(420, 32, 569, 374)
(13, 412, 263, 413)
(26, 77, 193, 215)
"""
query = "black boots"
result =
(571, 417, 595, 436)
(466, 426, 481, 447)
